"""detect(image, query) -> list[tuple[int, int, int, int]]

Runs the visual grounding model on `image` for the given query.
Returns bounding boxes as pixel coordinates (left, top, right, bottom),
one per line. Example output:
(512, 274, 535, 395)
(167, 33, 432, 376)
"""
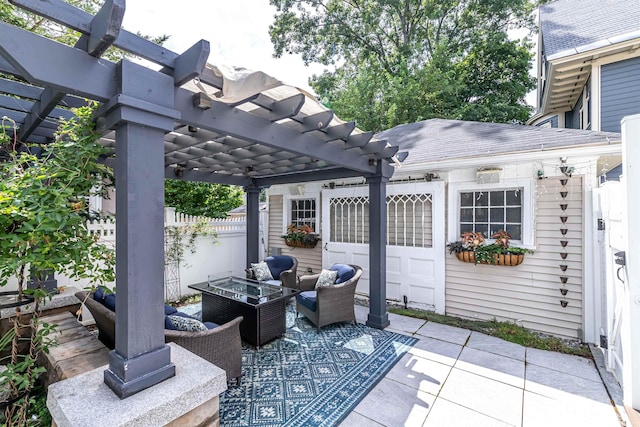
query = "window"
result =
(290, 198, 316, 230)
(329, 196, 369, 244)
(459, 189, 522, 240)
(448, 179, 534, 247)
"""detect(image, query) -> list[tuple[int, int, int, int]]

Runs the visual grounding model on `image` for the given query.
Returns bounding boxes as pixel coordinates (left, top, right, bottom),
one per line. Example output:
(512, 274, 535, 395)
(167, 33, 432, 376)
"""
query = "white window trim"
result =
(282, 194, 321, 234)
(447, 178, 535, 248)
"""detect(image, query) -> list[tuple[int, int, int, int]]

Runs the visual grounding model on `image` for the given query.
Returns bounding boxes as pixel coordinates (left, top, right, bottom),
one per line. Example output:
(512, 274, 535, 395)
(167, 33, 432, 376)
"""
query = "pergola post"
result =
(102, 60, 180, 398)
(366, 174, 391, 329)
(245, 184, 262, 267)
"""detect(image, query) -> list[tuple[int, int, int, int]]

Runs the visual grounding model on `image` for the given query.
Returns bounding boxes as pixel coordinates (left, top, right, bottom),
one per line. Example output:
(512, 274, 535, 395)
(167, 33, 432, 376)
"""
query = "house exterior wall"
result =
(445, 175, 584, 339)
(601, 56, 640, 133)
(267, 194, 323, 275)
(565, 94, 584, 130)
(536, 115, 558, 128)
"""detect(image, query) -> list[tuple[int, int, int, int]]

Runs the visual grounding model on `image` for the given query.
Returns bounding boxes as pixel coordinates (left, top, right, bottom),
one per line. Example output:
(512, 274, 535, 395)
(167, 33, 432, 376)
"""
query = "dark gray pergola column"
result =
(366, 174, 390, 329)
(245, 184, 262, 267)
(101, 61, 180, 399)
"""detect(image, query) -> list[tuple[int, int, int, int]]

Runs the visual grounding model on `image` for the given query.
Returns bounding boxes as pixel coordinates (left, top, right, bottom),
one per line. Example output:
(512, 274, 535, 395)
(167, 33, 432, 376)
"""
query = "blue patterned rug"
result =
(216, 306, 416, 427)
(180, 302, 416, 426)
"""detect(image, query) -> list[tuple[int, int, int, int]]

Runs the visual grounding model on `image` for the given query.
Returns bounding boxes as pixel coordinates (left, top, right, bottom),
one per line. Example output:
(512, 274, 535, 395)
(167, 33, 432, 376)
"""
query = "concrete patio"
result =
(342, 305, 622, 427)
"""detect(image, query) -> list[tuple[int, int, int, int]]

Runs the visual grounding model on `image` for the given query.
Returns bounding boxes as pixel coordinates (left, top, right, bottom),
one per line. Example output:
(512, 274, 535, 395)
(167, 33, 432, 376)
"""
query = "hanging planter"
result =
(282, 224, 320, 249)
(454, 251, 525, 266)
(447, 230, 532, 267)
(284, 238, 318, 249)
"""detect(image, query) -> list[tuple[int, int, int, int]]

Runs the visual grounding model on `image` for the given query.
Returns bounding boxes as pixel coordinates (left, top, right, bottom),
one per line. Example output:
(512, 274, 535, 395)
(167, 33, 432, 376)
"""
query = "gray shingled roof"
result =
(375, 119, 620, 165)
(540, 0, 640, 59)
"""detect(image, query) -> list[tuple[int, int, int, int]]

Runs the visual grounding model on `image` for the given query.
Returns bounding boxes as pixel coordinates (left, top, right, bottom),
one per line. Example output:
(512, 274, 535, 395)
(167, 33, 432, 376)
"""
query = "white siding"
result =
(268, 195, 322, 274)
(445, 176, 584, 339)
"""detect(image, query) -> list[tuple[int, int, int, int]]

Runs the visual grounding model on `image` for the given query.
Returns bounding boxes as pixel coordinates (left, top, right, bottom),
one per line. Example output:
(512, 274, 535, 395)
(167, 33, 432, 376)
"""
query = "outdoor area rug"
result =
(216, 306, 417, 427)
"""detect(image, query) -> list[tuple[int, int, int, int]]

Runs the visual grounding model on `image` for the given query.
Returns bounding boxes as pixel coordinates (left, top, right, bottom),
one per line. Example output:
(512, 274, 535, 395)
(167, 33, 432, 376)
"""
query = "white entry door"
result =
(321, 182, 446, 313)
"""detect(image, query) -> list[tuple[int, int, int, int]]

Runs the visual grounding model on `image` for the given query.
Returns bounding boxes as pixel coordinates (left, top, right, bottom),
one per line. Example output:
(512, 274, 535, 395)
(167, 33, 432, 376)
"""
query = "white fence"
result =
(4, 207, 257, 300)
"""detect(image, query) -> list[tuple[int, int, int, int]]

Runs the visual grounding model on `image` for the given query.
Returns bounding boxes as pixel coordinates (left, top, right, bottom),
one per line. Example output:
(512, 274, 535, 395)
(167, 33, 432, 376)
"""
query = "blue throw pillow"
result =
(331, 264, 355, 284)
(104, 294, 116, 311)
(93, 287, 106, 302)
(164, 304, 178, 315)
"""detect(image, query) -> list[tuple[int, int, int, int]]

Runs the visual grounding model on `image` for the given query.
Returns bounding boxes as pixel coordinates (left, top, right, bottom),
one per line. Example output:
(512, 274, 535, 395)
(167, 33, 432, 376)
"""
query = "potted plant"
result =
(0, 106, 115, 423)
(447, 230, 533, 266)
(281, 224, 321, 248)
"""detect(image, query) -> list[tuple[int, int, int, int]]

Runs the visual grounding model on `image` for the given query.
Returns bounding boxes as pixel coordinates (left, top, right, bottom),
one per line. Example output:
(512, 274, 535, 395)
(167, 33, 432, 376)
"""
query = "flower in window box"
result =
(447, 229, 532, 266)
(281, 224, 321, 248)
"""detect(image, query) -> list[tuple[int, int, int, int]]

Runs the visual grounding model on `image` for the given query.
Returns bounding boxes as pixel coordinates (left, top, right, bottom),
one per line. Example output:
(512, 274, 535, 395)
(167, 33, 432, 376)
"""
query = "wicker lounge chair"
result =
(75, 291, 243, 383)
(295, 264, 362, 331)
(246, 255, 298, 289)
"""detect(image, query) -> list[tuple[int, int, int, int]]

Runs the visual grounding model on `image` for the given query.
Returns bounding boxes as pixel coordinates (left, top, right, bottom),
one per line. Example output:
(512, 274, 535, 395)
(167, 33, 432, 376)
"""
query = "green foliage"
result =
(165, 179, 244, 218)
(164, 221, 217, 267)
(388, 307, 591, 357)
(269, 0, 538, 131)
(447, 230, 533, 264)
(1, 317, 58, 425)
(0, 107, 115, 294)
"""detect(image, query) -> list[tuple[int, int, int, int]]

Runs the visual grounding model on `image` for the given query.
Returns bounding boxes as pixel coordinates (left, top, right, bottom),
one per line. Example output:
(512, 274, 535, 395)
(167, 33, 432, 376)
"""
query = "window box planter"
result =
(284, 238, 318, 249)
(455, 251, 525, 266)
(448, 230, 532, 266)
(282, 224, 320, 249)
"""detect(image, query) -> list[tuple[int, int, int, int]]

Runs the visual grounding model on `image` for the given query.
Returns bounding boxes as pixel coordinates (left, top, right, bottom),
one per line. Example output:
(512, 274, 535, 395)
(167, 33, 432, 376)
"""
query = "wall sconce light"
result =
(476, 168, 501, 184)
(289, 184, 305, 195)
(537, 170, 546, 180)
(174, 167, 184, 177)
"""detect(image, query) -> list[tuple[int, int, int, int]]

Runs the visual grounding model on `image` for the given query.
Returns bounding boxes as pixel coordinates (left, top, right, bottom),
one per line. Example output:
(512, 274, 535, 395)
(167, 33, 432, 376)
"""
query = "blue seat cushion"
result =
(204, 322, 219, 330)
(265, 256, 294, 279)
(297, 291, 317, 312)
(331, 264, 355, 284)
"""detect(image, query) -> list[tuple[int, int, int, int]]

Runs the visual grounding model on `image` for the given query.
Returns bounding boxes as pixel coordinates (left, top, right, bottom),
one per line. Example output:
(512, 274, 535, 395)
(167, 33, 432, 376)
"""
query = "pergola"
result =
(0, 0, 405, 398)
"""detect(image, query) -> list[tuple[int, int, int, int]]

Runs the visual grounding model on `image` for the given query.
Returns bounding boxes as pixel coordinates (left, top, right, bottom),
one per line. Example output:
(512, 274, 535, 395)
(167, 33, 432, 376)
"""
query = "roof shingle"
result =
(375, 119, 620, 165)
(540, 0, 640, 59)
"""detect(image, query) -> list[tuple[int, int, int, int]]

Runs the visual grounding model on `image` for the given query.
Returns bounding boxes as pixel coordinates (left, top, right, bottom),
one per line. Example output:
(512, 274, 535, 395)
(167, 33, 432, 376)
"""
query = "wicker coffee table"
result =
(189, 276, 299, 346)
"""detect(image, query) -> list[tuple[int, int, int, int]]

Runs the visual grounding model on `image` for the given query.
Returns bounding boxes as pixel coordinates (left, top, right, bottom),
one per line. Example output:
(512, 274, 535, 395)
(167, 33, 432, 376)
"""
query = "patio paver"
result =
(438, 368, 523, 426)
(339, 306, 621, 427)
(351, 377, 434, 427)
(415, 321, 471, 346)
(455, 346, 525, 388)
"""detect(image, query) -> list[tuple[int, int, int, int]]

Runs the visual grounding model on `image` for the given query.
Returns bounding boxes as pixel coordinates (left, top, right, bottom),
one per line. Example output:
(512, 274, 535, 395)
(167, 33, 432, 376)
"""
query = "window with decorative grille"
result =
(328, 194, 433, 247)
(459, 189, 522, 240)
(387, 194, 433, 247)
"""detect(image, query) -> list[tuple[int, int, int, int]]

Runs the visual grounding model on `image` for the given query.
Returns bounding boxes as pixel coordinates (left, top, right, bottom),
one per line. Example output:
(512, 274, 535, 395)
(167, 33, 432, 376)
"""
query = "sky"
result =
(122, 1, 537, 106)
(122, 0, 326, 93)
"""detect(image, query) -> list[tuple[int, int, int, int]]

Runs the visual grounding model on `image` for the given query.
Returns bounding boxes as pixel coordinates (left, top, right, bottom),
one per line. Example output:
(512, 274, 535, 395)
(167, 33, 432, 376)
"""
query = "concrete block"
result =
(47, 343, 227, 427)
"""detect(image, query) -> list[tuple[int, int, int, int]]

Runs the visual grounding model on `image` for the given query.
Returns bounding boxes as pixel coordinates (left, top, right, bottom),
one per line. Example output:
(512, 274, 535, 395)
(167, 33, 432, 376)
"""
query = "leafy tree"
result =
(0, 108, 115, 296)
(165, 180, 245, 218)
(269, 0, 537, 131)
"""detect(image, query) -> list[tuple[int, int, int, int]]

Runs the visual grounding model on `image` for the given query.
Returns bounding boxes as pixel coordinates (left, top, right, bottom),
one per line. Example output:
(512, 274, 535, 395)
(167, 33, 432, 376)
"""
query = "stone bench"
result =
(39, 311, 109, 386)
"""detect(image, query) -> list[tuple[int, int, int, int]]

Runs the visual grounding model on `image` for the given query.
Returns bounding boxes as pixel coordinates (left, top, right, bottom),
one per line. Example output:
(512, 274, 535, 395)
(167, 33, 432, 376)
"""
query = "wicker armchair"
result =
(246, 255, 298, 289)
(75, 291, 243, 383)
(296, 264, 362, 331)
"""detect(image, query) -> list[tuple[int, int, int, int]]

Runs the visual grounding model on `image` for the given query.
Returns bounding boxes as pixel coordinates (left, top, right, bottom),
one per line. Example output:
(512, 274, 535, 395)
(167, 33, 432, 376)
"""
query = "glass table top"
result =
(189, 275, 297, 306)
